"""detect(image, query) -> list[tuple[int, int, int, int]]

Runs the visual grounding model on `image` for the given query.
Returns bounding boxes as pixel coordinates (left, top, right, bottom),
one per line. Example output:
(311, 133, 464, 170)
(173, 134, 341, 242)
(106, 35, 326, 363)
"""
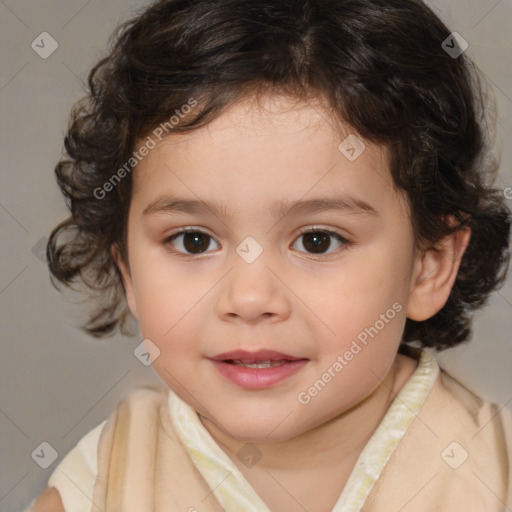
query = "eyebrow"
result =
(142, 194, 379, 219)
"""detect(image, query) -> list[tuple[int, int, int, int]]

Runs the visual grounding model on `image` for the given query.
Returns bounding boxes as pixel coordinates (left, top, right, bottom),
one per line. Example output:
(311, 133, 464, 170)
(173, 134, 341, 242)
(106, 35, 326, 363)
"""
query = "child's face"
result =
(118, 93, 424, 442)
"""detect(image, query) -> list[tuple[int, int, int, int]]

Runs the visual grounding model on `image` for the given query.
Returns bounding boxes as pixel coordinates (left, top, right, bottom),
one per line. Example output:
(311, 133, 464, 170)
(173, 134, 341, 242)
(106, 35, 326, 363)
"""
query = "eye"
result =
(163, 227, 349, 257)
(292, 228, 348, 255)
(163, 228, 220, 255)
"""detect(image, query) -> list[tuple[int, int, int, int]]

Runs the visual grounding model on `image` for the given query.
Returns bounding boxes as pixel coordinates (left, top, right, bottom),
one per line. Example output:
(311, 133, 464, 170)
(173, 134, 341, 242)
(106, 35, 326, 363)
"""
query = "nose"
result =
(215, 251, 292, 324)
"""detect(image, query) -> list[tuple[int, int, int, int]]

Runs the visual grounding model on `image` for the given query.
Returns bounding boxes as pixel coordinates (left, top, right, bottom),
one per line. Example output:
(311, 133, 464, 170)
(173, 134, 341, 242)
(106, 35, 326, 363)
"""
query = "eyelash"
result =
(162, 226, 351, 258)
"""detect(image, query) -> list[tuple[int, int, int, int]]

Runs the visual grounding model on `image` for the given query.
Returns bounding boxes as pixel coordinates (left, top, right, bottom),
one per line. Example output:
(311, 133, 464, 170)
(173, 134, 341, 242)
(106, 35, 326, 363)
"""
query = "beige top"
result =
(27, 351, 512, 511)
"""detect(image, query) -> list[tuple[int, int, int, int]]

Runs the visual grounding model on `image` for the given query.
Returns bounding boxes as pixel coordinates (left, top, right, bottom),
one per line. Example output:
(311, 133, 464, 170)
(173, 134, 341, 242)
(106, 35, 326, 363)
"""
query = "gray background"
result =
(1, 0, 511, 510)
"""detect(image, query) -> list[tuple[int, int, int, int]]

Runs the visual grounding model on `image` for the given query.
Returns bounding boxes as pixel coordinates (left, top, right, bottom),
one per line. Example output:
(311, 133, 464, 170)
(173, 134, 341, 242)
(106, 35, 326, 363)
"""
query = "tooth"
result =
(230, 359, 288, 368)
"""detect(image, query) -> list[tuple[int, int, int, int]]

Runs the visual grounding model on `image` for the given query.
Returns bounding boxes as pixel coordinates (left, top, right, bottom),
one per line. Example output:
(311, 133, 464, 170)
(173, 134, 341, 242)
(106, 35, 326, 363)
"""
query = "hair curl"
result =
(47, 0, 511, 350)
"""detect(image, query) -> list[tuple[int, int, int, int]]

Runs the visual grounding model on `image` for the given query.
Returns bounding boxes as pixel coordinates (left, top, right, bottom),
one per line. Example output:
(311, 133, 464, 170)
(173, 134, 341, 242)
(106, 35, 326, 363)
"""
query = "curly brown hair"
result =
(47, 0, 511, 350)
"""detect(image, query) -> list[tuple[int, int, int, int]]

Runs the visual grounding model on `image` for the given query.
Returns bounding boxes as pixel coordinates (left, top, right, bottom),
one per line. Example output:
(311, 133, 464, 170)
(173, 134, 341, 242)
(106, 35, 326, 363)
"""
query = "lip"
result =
(210, 349, 302, 362)
(209, 350, 309, 390)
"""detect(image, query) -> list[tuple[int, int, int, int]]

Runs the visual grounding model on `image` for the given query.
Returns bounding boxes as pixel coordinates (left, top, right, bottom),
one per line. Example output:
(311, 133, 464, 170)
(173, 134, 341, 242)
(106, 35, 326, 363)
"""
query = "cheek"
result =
(131, 274, 214, 377)
(303, 250, 409, 402)
(311, 255, 407, 338)
(135, 284, 201, 341)
(127, 242, 207, 335)
(137, 298, 208, 385)
(304, 299, 406, 415)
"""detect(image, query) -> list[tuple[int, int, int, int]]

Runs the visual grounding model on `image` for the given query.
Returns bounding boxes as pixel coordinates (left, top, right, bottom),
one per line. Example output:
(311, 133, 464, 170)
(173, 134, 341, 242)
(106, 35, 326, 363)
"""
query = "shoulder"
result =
(424, 367, 511, 489)
(29, 487, 65, 512)
(42, 419, 107, 512)
(42, 385, 169, 511)
(429, 366, 511, 441)
(370, 362, 511, 509)
(436, 367, 506, 430)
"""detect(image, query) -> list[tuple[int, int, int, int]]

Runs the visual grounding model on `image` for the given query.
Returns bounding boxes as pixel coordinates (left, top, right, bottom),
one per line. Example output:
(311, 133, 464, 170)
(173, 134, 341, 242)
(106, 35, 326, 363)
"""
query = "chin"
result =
(213, 414, 301, 444)
(230, 429, 294, 444)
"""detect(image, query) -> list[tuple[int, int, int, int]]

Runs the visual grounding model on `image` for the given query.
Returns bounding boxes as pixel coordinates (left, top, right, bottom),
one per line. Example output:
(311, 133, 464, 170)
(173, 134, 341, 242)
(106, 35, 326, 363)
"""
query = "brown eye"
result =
(165, 230, 219, 255)
(293, 230, 347, 255)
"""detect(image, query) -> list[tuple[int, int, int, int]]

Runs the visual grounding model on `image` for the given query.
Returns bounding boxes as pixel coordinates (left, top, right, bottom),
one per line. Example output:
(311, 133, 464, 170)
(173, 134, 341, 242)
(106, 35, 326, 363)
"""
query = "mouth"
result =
(209, 350, 309, 389)
(210, 349, 304, 363)
(226, 359, 294, 368)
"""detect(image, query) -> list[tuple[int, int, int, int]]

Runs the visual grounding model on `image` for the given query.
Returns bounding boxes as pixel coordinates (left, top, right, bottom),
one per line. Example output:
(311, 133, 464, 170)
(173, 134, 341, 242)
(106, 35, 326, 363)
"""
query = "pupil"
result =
(180, 232, 332, 255)
(184, 233, 209, 253)
(304, 232, 330, 253)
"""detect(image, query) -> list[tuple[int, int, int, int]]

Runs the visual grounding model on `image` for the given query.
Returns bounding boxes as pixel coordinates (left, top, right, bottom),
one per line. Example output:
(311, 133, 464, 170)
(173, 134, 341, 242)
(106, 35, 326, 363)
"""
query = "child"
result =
(27, 0, 512, 510)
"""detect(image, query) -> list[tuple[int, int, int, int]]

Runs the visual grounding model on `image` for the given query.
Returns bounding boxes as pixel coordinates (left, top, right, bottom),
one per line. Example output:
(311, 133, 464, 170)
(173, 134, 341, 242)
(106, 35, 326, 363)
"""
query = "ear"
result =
(407, 219, 471, 321)
(111, 243, 138, 319)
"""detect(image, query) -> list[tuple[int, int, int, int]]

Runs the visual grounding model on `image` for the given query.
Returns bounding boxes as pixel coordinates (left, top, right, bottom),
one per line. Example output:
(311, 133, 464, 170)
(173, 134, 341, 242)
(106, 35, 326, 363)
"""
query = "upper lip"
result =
(210, 350, 305, 363)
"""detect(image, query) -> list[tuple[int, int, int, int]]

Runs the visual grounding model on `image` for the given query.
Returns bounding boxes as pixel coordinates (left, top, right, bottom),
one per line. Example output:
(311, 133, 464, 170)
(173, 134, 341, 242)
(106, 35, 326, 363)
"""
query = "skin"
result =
(108, 92, 470, 511)
(30, 486, 64, 512)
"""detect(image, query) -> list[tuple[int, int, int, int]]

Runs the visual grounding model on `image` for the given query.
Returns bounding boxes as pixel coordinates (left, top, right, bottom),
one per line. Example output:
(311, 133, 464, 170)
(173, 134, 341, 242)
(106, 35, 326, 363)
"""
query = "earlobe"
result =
(407, 224, 471, 321)
(111, 243, 138, 319)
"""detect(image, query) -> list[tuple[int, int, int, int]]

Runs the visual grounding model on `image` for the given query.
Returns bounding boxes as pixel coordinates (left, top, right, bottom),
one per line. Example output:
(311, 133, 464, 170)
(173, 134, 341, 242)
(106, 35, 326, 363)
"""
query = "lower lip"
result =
(211, 359, 308, 389)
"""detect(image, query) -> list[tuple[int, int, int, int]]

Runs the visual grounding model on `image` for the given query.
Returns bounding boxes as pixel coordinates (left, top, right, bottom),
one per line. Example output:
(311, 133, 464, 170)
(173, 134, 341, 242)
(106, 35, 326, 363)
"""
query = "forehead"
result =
(130, 93, 402, 217)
